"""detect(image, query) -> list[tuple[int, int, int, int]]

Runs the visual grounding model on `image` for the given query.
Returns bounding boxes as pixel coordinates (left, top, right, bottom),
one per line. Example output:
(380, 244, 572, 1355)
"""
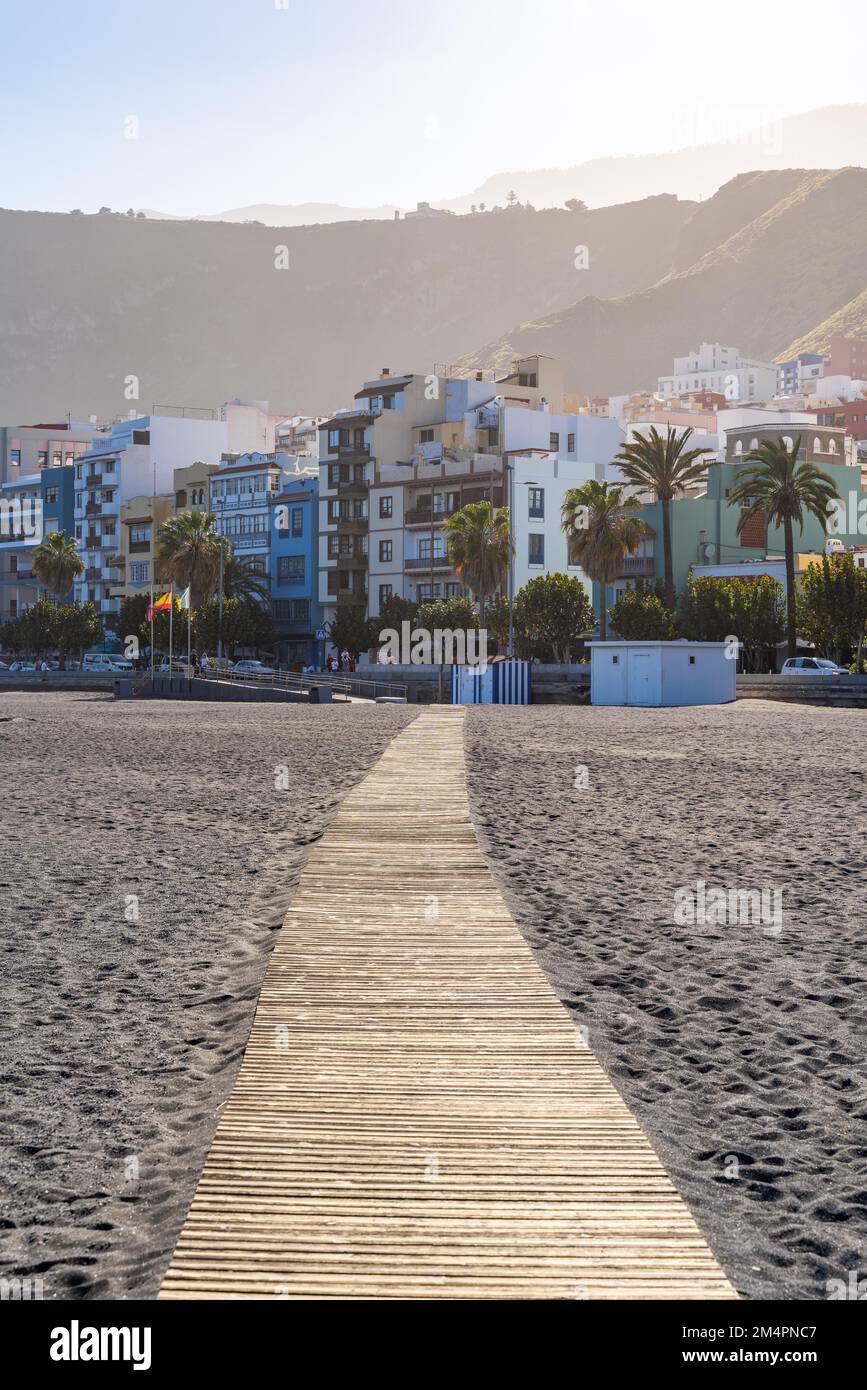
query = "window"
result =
(612, 654, 619, 665)
(379, 583, 393, 606)
(445, 582, 462, 597)
(278, 555, 304, 583)
(132, 429, 150, 445)
(419, 428, 435, 443)
(549, 433, 559, 451)
(688, 654, 696, 666)
(130, 524, 150, 544)
(130, 561, 149, 585)
(528, 533, 545, 566)
(44, 486, 59, 504)
(291, 507, 303, 537)
(76, 464, 83, 481)
(328, 430, 339, 450)
(567, 433, 575, 453)
(379, 495, 393, 518)
(528, 487, 544, 519)
(379, 539, 393, 562)
(52, 450, 62, 467)
(9, 449, 21, 467)
(38, 451, 48, 468)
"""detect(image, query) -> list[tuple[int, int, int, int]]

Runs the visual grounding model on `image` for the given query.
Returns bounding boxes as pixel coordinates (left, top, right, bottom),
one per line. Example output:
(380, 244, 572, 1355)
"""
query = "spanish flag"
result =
(147, 591, 173, 622)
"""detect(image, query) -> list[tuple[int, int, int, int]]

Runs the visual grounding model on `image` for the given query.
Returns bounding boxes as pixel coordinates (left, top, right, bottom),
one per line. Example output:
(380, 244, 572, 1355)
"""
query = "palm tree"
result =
(155, 509, 221, 607)
(728, 435, 839, 658)
(31, 529, 83, 599)
(443, 500, 511, 624)
(222, 550, 270, 604)
(561, 480, 650, 640)
(615, 425, 715, 610)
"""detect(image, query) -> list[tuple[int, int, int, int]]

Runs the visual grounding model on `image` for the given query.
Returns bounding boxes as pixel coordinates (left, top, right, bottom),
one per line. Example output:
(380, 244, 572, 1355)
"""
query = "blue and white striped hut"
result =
(451, 659, 532, 705)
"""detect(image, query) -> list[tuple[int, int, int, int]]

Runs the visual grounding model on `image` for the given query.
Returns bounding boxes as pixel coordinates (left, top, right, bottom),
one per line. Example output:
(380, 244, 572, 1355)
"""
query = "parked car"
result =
(157, 660, 189, 673)
(233, 660, 276, 676)
(82, 655, 114, 672)
(107, 657, 134, 672)
(0, 660, 8, 670)
(9, 661, 36, 672)
(780, 657, 846, 676)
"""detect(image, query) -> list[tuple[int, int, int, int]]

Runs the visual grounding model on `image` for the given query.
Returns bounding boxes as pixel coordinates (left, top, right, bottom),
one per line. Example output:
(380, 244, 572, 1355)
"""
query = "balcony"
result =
(405, 507, 450, 528)
(231, 534, 270, 550)
(334, 552, 368, 570)
(85, 567, 102, 582)
(336, 480, 369, 499)
(85, 474, 102, 487)
(405, 556, 451, 571)
(85, 502, 101, 517)
(619, 556, 656, 576)
(335, 516, 368, 533)
(337, 442, 370, 458)
(0, 569, 33, 582)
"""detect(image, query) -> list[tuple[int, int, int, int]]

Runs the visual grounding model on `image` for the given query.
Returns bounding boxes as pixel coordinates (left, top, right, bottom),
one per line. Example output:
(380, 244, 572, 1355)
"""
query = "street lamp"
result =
(216, 494, 225, 662)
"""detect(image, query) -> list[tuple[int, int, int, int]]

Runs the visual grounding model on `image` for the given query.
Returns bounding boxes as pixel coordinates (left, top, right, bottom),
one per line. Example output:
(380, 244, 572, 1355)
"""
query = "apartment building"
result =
(0, 465, 77, 621)
(816, 398, 867, 444)
(0, 421, 99, 487)
(775, 352, 827, 397)
(658, 343, 778, 404)
(275, 415, 326, 457)
(73, 412, 230, 626)
(115, 494, 173, 602)
(826, 336, 867, 381)
(271, 472, 323, 667)
(320, 356, 624, 623)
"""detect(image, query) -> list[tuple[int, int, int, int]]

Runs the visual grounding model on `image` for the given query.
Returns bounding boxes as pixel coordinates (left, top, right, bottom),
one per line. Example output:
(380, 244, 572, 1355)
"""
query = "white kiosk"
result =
(588, 641, 736, 707)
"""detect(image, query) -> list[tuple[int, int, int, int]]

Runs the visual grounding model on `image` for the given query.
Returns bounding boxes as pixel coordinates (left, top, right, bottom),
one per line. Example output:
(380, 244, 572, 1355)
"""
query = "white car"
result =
(781, 657, 845, 676)
(233, 660, 275, 675)
(9, 661, 36, 672)
(108, 658, 134, 672)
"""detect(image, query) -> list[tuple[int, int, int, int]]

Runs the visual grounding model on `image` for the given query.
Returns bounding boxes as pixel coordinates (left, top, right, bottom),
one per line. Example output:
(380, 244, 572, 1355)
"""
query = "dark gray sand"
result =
(465, 700, 867, 1301)
(0, 693, 416, 1300)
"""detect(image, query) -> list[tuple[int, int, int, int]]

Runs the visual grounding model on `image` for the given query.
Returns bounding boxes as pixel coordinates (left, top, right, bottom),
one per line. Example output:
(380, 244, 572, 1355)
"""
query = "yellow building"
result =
(174, 460, 219, 513)
(113, 494, 173, 601)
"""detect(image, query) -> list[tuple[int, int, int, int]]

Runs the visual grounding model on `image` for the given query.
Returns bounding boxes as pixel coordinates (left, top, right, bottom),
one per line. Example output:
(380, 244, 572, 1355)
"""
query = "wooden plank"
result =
(160, 707, 736, 1300)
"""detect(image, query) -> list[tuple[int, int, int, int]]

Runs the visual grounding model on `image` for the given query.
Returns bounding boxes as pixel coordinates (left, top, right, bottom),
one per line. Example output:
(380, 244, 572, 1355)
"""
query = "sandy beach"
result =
(0, 692, 416, 1300)
(464, 699, 867, 1301)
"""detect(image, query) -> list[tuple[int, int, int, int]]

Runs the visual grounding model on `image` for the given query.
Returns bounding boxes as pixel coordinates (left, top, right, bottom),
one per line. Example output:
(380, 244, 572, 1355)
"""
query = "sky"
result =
(2, 0, 866, 215)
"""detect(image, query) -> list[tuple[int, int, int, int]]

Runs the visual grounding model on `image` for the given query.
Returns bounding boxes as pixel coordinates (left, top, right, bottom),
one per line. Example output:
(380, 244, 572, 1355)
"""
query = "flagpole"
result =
(169, 582, 174, 669)
(149, 461, 156, 682)
(187, 592, 192, 668)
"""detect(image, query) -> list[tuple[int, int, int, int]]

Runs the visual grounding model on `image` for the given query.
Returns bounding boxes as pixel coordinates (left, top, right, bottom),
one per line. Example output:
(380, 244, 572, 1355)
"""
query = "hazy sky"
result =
(2, 0, 865, 214)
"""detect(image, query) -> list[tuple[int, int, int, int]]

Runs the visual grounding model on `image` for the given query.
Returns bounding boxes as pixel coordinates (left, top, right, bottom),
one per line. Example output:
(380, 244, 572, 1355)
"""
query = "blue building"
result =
(270, 472, 323, 666)
(0, 464, 76, 620)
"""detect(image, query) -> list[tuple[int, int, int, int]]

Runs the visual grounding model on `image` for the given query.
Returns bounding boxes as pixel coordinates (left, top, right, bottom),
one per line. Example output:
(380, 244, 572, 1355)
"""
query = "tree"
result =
(327, 597, 377, 663)
(728, 575, 786, 672)
(512, 573, 594, 662)
(155, 510, 221, 607)
(31, 530, 83, 599)
(53, 602, 101, 667)
(192, 597, 275, 657)
(443, 500, 510, 624)
(506, 189, 518, 205)
(118, 593, 150, 646)
(728, 436, 839, 658)
(615, 425, 715, 610)
(13, 597, 58, 657)
(561, 480, 649, 640)
(378, 592, 419, 634)
(680, 576, 738, 643)
(483, 593, 511, 650)
(798, 554, 867, 669)
(609, 588, 677, 641)
(416, 595, 479, 636)
(564, 198, 587, 211)
(222, 553, 270, 604)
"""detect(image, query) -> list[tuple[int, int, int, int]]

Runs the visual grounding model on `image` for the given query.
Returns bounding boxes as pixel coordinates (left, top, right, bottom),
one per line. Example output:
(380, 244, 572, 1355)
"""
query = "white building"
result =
(658, 343, 778, 405)
(589, 640, 736, 706)
(73, 413, 230, 623)
(209, 450, 298, 583)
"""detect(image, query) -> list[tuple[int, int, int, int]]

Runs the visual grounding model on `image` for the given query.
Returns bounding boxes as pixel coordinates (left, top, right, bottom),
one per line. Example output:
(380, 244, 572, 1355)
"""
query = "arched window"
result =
(828, 438, 837, 455)
(734, 439, 743, 455)
(750, 438, 759, 450)
(813, 437, 823, 454)
(782, 435, 794, 450)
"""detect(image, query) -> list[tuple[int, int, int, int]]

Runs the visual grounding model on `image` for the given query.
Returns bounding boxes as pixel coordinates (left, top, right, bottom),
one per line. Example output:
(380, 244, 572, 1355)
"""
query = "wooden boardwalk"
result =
(160, 707, 736, 1300)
